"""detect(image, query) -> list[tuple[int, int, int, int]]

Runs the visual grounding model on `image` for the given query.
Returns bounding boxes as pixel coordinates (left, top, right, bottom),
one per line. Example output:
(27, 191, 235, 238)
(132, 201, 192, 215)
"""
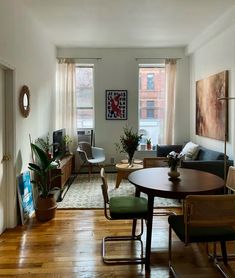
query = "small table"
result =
(115, 163, 143, 188)
(128, 168, 225, 270)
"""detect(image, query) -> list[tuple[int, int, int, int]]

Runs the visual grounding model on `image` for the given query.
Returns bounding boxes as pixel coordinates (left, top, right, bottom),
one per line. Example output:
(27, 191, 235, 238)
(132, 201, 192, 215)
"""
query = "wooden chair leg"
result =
(89, 163, 92, 180)
(220, 241, 228, 265)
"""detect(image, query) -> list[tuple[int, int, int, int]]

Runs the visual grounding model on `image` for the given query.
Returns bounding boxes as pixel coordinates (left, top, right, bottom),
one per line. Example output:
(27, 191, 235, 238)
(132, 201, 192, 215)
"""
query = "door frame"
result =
(0, 59, 16, 228)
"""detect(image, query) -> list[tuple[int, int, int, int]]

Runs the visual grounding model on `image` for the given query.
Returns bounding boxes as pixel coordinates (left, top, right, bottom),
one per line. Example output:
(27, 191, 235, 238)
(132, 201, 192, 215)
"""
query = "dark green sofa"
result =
(156, 144, 233, 179)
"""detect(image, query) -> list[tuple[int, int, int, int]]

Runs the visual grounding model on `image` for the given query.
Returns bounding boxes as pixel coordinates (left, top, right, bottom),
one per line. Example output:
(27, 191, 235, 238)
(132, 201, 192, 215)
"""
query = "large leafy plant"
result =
(115, 126, 142, 162)
(28, 143, 59, 198)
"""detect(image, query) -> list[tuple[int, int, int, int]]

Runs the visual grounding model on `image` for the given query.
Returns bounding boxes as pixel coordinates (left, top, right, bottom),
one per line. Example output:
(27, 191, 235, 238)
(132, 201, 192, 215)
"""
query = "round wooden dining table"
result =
(128, 167, 225, 271)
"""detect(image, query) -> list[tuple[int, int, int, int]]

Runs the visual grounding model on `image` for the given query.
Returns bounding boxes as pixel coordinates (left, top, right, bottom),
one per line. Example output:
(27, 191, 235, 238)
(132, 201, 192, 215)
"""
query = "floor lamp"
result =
(217, 97, 235, 181)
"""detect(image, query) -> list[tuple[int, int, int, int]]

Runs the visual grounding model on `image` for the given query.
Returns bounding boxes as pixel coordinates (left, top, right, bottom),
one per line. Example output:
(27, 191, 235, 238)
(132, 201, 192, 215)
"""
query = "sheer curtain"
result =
(56, 60, 77, 151)
(164, 59, 177, 144)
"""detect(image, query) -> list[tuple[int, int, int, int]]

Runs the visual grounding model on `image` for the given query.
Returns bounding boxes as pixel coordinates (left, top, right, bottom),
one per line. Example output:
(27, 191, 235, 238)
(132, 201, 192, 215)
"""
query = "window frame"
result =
(75, 64, 95, 130)
(138, 63, 166, 146)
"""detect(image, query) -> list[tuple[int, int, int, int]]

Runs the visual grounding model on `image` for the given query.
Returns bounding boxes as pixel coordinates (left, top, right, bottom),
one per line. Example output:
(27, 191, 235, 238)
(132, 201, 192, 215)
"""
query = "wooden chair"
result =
(168, 195, 235, 277)
(143, 157, 168, 168)
(143, 157, 177, 216)
(209, 165, 235, 264)
(100, 168, 148, 264)
(226, 166, 235, 194)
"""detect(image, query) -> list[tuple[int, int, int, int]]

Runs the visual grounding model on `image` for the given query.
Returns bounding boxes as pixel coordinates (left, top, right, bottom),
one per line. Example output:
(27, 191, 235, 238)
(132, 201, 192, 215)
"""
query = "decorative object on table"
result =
(106, 90, 127, 120)
(167, 151, 184, 180)
(146, 138, 151, 150)
(196, 70, 228, 140)
(19, 85, 30, 118)
(115, 126, 142, 167)
(28, 143, 61, 221)
(17, 171, 35, 225)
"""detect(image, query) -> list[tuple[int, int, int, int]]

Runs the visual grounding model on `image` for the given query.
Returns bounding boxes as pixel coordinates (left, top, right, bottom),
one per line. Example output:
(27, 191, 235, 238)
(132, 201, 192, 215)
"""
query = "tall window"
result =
(138, 64, 166, 145)
(75, 64, 94, 129)
(147, 73, 154, 90)
(146, 100, 155, 118)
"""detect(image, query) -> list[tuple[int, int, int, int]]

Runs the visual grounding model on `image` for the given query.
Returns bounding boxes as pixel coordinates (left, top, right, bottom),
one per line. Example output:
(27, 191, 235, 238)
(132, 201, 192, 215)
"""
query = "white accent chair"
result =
(77, 141, 105, 179)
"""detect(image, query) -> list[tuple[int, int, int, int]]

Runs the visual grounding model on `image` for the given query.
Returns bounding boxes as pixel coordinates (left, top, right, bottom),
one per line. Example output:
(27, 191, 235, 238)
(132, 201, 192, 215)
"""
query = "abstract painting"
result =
(196, 70, 228, 140)
(106, 90, 128, 120)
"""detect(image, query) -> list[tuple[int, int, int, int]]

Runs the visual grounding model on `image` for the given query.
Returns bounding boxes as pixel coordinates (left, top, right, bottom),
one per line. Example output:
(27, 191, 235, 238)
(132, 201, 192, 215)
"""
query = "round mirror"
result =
(19, 85, 30, 117)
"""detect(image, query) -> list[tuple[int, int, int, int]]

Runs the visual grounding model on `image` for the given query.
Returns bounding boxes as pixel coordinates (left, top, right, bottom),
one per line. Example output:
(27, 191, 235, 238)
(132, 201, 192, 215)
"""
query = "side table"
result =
(115, 163, 143, 188)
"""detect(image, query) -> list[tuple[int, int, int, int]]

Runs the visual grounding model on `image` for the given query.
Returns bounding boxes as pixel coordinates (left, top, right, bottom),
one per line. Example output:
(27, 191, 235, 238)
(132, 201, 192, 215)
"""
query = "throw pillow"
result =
(181, 141, 199, 160)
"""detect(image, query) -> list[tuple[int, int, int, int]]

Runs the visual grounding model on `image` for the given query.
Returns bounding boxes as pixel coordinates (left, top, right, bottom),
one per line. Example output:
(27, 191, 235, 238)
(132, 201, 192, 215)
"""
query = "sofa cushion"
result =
(197, 147, 225, 161)
(156, 144, 182, 157)
(181, 141, 200, 160)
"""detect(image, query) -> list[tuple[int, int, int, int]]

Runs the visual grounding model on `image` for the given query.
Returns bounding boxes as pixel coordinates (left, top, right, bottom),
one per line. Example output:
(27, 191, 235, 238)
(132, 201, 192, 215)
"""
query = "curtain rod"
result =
(57, 57, 102, 60)
(135, 57, 182, 60)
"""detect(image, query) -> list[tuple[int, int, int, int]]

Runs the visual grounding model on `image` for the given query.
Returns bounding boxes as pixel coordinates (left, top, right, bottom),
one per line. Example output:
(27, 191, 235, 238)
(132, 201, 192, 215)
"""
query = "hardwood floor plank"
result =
(0, 209, 234, 277)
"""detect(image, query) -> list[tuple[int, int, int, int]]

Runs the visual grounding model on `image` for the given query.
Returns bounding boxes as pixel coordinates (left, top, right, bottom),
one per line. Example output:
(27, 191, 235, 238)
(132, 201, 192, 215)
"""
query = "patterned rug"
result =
(57, 173, 181, 209)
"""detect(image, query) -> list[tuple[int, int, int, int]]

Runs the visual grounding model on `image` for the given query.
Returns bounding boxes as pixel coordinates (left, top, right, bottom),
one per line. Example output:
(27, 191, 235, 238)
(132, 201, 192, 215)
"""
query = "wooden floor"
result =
(0, 208, 235, 277)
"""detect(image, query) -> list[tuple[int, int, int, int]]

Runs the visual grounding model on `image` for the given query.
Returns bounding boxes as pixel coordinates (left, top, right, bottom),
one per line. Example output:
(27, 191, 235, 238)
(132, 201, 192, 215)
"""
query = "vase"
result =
(168, 167, 180, 180)
(128, 154, 134, 167)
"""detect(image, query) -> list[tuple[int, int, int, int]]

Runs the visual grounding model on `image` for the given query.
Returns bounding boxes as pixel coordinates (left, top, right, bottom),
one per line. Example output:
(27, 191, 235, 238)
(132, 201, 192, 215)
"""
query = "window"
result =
(147, 73, 154, 90)
(146, 100, 154, 118)
(138, 65, 166, 145)
(75, 65, 94, 129)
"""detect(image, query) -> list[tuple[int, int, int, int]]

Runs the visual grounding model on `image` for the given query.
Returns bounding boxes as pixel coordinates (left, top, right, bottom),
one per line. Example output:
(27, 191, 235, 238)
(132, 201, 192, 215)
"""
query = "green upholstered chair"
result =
(100, 168, 148, 264)
(168, 195, 235, 277)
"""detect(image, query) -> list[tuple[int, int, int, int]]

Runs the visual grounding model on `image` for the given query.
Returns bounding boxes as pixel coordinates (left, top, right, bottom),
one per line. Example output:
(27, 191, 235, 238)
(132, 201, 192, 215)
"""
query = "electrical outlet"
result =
(110, 157, 114, 164)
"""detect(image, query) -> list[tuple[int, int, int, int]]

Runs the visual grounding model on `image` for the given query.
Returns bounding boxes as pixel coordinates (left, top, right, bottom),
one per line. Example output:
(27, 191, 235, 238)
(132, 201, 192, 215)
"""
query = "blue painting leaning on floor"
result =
(17, 171, 35, 224)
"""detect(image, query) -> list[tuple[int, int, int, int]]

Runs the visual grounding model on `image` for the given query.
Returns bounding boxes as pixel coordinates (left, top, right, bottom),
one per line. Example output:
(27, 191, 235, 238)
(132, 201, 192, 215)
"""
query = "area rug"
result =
(57, 173, 181, 209)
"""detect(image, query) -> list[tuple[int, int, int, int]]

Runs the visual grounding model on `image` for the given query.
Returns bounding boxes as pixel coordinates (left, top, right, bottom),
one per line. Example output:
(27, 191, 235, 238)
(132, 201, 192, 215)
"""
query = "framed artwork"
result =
(196, 70, 228, 141)
(17, 171, 35, 225)
(106, 90, 128, 120)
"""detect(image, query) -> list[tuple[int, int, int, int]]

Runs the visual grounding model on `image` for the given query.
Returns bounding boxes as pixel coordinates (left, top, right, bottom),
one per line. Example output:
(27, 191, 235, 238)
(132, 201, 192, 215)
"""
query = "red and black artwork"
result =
(106, 90, 127, 120)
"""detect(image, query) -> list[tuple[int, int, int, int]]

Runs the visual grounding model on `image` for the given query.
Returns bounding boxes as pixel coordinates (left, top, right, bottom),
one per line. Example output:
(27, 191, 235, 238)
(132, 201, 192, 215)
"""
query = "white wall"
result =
(188, 23, 235, 160)
(0, 1, 56, 227)
(57, 47, 190, 163)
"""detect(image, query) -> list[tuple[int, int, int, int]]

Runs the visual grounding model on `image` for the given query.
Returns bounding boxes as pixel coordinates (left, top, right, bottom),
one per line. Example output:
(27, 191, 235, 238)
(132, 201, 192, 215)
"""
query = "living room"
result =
(1, 0, 235, 276)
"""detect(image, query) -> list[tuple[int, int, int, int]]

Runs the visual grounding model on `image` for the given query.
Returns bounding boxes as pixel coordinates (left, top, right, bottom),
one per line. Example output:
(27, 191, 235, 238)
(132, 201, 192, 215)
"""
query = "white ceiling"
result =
(21, 0, 235, 48)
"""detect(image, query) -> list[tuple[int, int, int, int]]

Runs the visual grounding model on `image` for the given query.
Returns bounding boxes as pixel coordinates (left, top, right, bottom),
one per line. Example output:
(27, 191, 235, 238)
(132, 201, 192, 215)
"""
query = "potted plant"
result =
(28, 143, 60, 221)
(146, 138, 151, 150)
(115, 126, 142, 166)
(35, 133, 54, 159)
(63, 134, 73, 155)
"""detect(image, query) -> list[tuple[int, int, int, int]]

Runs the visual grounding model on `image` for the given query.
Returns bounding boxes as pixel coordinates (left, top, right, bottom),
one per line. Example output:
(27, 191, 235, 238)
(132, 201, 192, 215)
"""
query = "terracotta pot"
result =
(35, 195, 57, 222)
(147, 144, 151, 150)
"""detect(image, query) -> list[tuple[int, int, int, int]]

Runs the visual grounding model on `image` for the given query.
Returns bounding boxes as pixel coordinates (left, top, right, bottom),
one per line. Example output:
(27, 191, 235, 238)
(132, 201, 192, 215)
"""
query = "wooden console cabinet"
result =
(51, 155, 73, 189)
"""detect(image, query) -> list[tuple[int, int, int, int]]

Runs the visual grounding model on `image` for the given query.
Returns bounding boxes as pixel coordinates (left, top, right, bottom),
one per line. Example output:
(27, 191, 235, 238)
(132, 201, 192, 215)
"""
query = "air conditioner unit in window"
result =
(77, 129, 94, 146)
